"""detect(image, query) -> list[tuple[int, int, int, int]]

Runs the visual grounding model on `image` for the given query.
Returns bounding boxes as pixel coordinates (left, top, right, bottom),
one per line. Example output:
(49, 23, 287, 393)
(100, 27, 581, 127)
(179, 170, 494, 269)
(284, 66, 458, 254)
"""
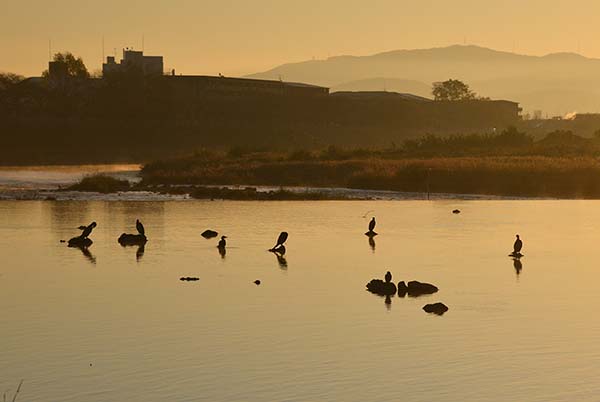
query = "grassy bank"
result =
(141, 151, 600, 198)
(66, 175, 131, 193)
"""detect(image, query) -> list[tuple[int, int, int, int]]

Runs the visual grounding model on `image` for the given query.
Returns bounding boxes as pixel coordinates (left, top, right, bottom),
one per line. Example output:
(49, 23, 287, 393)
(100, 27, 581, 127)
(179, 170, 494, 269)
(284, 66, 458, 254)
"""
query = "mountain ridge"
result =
(247, 45, 600, 115)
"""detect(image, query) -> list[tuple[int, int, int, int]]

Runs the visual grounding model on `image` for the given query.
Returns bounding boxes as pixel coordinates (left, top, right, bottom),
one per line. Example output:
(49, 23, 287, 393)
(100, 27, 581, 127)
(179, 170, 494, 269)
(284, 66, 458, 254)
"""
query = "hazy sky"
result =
(2, 0, 600, 77)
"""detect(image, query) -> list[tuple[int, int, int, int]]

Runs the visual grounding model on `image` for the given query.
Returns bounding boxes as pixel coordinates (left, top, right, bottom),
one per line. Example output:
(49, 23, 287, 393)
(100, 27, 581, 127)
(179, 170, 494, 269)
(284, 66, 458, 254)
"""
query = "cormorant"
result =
(80, 222, 97, 239)
(136, 219, 145, 236)
(514, 234, 523, 254)
(218, 236, 227, 249)
(273, 232, 288, 249)
(385, 271, 392, 283)
(369, 217, 376, 232)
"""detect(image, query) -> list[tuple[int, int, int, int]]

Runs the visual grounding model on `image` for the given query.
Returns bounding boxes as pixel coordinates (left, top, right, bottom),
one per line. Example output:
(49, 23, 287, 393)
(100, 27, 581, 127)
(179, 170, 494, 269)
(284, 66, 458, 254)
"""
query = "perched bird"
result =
(385, 271, 392, 283)
(218, 236, 227, 249)
(369, 217, 376, 232)
(136, 219, 145, 236)
(80, 222, 97, 239)
(273, 232, 288, 249)
(513, 234, 523, 254)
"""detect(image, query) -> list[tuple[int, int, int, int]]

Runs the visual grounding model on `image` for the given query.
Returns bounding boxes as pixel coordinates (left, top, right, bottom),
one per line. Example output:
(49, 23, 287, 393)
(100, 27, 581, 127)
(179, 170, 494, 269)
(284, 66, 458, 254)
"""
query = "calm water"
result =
(1, 200, 600, 401)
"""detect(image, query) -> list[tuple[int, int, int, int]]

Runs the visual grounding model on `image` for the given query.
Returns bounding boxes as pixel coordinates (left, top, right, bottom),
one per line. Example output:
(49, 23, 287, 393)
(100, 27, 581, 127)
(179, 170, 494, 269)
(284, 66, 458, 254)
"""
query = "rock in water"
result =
(423, 303, 449, 315)
(407, 281, 439, 297)
(68, 237, 93, 248)
(201, 230, 218, 239)
(180, 277, 199, 282)
(453, 209, 461, 214)
(397, 281, 408, 297)
(118, 233, 147, 246)
(366, 279, 397, 296)
(254, 280, 261, 285)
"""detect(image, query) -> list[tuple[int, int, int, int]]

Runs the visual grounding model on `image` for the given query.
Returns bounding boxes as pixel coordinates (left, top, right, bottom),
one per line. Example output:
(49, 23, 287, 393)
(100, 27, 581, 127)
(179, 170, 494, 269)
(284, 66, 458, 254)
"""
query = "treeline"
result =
(177, 127, 600, 161)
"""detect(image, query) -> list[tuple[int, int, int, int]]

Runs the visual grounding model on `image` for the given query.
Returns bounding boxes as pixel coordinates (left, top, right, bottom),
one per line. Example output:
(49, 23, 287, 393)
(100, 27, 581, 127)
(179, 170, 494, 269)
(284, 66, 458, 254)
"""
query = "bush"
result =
(66, 174, 131, 193)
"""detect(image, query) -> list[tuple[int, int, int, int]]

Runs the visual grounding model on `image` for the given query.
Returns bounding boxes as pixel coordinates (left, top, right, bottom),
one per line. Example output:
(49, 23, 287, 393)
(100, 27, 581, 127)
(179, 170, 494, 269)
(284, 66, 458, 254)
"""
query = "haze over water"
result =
(2, 199, 599, 401)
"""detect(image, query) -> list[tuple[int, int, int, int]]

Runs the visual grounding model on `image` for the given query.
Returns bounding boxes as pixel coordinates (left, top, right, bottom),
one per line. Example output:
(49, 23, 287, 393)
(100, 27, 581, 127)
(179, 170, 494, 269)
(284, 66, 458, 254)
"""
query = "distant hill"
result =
(247, 45, 600, 115)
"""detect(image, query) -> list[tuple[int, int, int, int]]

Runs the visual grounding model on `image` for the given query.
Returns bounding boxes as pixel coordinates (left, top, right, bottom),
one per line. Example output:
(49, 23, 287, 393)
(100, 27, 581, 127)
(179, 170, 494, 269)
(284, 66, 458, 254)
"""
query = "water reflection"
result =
(136, 244, 145, 262)
(384, 295, 392, 310)
(218, 246, 226, 259)
(368, 236, 376, 252)
(513, 258, 523, 277)
(73, 245, 96, 265)
(272, 250, 287, 269)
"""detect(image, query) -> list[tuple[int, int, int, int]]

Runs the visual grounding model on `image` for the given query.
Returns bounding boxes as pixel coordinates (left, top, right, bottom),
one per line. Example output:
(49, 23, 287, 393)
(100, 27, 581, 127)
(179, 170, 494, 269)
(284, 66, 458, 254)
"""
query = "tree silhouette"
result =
(0, 72, 24, 90)
(432, 79, 475, 101)
(42, 52, 90, 78)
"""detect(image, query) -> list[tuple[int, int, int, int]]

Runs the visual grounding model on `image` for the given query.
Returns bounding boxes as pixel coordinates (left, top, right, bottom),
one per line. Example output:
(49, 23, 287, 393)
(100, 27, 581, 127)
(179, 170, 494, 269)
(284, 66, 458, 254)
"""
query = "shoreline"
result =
(0, 184, 555, 201)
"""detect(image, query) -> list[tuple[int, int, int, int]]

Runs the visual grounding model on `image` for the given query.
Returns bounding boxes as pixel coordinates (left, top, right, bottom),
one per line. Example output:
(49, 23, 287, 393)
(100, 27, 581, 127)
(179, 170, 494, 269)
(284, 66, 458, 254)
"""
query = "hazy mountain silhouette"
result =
(248, 45, 600, 115)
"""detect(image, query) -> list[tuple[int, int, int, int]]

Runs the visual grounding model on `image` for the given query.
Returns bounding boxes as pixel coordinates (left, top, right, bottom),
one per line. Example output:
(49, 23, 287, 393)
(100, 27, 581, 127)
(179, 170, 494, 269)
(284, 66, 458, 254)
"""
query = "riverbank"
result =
(140, 151, 600, 199)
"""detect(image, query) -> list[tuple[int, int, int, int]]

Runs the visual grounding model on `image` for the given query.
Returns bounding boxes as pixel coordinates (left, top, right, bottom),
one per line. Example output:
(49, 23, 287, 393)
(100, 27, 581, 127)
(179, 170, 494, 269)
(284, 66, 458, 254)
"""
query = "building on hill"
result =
(103, 49, 164, 76)
(163, 75, 329, 98)
(99, 50, 328, 97)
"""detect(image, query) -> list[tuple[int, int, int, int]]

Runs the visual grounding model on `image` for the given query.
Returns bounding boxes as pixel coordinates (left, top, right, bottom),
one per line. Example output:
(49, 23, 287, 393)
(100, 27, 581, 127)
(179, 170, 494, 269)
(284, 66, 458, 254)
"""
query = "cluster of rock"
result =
(180, 277, 200, 282)
(366, 271, 448, 315)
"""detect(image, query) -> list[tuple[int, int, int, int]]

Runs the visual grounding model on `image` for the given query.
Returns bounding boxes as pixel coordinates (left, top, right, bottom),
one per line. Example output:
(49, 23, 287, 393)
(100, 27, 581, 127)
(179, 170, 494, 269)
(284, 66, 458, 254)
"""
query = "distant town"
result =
(2, 47, 600, 165)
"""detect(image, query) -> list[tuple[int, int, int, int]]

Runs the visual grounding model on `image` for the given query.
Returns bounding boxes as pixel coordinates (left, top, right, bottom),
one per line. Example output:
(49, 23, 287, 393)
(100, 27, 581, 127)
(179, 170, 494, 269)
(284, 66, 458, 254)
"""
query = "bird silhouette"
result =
(80, 222, 97, 239)
(385, 271, 392, 283)
(271, 232, 288, 251)
(369, 217, 376, 232)
(218, 236, 227, 249)
(136, 219, 145, 236)
(514, 234, 523, 254)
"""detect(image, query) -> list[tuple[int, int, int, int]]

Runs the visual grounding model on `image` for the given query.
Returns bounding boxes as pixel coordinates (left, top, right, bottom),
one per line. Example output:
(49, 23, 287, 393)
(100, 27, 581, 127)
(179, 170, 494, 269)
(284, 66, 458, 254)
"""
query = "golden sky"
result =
(1, 0, 598, 77)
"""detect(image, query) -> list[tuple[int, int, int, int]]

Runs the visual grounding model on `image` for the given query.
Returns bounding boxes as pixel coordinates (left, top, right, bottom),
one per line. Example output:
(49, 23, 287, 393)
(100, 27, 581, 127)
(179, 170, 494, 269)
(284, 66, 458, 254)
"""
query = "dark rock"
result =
(180, 277, 199, 282)
(423, 302, 449, 315)
(254, 280, 261, 285)
(509, 252, 524, 258)
(68, 237, 93, 248)
(118, 233, 148, 246)
(407, 281, 439, 297)
(453, 209, 461, 214)
(201, 230, 218, 239)
(366, 279, 397, 296)
(397, 281, 408, 297)
(365, 230, 378, 237)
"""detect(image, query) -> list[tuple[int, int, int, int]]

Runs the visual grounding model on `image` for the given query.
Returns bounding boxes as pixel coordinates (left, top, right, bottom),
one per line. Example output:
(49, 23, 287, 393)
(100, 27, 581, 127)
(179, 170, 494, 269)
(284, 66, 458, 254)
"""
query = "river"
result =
(0, 167, 597, 401)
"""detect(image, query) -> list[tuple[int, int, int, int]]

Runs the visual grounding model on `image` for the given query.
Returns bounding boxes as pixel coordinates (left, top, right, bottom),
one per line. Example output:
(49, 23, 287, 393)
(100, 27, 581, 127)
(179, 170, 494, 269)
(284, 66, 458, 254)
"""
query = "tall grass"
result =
(66, 174, 131, 193)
